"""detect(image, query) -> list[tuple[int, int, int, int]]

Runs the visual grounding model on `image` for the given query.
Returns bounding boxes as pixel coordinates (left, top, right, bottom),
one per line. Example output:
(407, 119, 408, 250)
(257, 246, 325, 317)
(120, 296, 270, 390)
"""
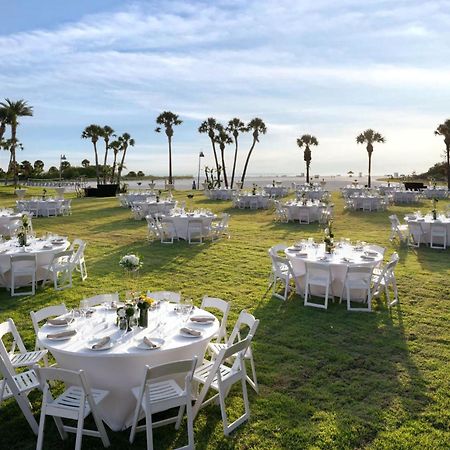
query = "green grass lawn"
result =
(0, 187, 449, 450)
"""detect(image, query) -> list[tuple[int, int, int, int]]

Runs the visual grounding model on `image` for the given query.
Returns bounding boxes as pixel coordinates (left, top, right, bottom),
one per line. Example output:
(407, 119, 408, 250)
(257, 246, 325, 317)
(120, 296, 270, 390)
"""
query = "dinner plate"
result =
(190, 316, 215, 325)
(87, 338, 114, 351)
(179, 329, 202, 338)
(134, 337, 165, 350)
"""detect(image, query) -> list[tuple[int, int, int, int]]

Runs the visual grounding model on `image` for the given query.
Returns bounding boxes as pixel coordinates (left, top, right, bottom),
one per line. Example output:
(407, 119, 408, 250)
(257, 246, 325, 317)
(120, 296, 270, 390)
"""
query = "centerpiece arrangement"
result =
(116, 292, 155, 329)
(136, 293, 155, 327)
(323, 218, 335, 254)
(119, 254, 143, 273)
(156, 189, 162, 202)
(252, 183, 258, 195)
(116, 303, 136, 331)
(17, 213, 31, 247)
(431, 197, 439, 220)
(42, 188, 47, 200)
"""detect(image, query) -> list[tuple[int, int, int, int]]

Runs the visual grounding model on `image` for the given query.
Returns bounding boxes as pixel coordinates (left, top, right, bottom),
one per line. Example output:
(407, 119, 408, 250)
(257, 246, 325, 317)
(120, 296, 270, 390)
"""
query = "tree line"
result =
(2, 98, 450, 189)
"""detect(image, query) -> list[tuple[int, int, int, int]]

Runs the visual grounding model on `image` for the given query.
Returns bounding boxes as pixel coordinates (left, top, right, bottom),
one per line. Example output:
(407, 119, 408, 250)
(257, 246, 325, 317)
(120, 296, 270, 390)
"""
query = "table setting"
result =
(38, 295, 219, 431)
(163, 209, 216, 239)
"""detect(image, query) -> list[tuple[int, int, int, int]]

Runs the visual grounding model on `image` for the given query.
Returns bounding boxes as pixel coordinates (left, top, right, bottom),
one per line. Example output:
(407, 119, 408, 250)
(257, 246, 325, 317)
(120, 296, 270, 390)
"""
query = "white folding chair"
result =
(0, 354, 40, 435)
(193, 336, 252, 436)
(341, 265, 374, 312)
(70, 239, 87, 281)
(372, 253, 399, 307)
(201, 296, 230, 344)
(187, 218, 204, 244)
(269, 253, 296, 301)
(42, 250, 75, 290)
(160, 217, 178, 244)
(298, 207, 310, 224)
(146, 291, 181, 303)
(0, 318, 47, 371)
(129, 357, 198, 450)
(35, 367, 110, 450)
(304, 261, 333, 309)
(208, 310, 260, 394)
(430, 223, 447, 249)
(407, 222, 426, 247)
(10, 253, 37, 296)
(362, 199, 372, 212)
(388, 215, 408, 242)
(30, 304, 68, 361)
(145, 216, 161, 241)
(83, 292, 119, 308)
(249, 197, 259, 210)
(61, 199, 72, 216)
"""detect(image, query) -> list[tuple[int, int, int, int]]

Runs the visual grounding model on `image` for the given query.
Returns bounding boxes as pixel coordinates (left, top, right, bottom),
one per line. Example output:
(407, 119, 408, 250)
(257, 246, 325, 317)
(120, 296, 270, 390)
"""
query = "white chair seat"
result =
(10, 349, 48, 368)
(0, 368, 39, 401)
(194, 361, 238, 393)
(209, 342, 252, 359)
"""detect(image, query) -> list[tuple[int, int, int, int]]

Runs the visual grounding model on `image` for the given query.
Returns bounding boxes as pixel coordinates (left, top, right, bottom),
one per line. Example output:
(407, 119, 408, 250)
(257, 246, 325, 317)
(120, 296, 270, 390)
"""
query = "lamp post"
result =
(59, 154, 66, 184)
(197, 151, 205, 189)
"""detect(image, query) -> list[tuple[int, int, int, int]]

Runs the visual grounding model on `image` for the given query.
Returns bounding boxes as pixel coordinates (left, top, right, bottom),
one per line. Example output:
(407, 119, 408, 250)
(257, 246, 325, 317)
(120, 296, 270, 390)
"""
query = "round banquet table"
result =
(133, 200, 176, 216)
(237, 194, 271, 209)
(284, 201, 325, 222)
(0, 237, 69, 286)
(168, 213, 215, 239)
(405, 215, 450, 247)
(285, 242, 383, 297)
(38, 304, 219, 431)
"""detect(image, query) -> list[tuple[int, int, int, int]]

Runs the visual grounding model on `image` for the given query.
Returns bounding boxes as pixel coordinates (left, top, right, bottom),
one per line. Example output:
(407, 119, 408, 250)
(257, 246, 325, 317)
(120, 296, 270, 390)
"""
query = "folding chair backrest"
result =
(201, 296, 230, 341)
(84, 292, 119, 307)
(147, 291, 181, 303)
(269, 243, 288, 257)
(70, 240, 86, 263)
(305, 261, 331, 278)
(146, 357, 197, 382)
(52, 250, 73, 266)
(345, 265, 373, 282)
(270, 254, 291, 279)
(223, 335, 253, 361)
(228, 310, 259, 345)
(37, 366, 85, 390)
(0, 319, 26, 372)
(11, 254, 36, 269)
(30, 304, 68, 339)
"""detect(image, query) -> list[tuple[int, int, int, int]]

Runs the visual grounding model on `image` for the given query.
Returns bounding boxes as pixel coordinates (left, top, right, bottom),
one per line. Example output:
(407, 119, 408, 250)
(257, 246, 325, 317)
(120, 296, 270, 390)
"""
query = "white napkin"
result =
(92, 336, 110, 350)
(143, 336, 158, 348)
(180, 327, 201, 337)
(47, 330, 77, 339)
(47, 318, 70, 326)
(190, 315, 214, 323)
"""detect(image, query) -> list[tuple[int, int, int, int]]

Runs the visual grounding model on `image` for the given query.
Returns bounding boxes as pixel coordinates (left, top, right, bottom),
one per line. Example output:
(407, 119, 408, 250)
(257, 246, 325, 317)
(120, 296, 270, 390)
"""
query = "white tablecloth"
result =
(167, 214, 215, 239)
(284, 202, 325, 222)
(263, 186, 288, 198)
(423, 188, 448, 199)
(406, 216, 450, 246)
(237, 194, 271, 209)
(38, 304, 219, 431)
(392, 191, 418, 204)
(17, 199, 64, 216)
(286, 243, 383, 296)
(0, 237, 69, 285)
(206, 189, 236, 200)
(134, 201, 176, 216)
(350, 196, 383, 211)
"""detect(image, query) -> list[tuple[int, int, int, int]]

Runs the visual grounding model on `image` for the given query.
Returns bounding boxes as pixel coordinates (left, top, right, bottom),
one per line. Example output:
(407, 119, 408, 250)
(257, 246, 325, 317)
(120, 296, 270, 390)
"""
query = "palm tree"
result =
(241, 118, 267, 187)
(0, 99, 33, 186)
(356, 129, 386, 188)
(116, 133, 135, 185)
(0, 106, 8, 142)
(199, 118, 221, 187)
(81, 124, 103, 185)
(434, 119, 450, 189)
(226, 118, 247, 188)
(214, 125, 233, 188)
(33, 159, 44, 176)
(155, 111, 182, 185)
(109, 140, 120, 182)
(297, 134, 319, 184)
(101, 125, 115, 184)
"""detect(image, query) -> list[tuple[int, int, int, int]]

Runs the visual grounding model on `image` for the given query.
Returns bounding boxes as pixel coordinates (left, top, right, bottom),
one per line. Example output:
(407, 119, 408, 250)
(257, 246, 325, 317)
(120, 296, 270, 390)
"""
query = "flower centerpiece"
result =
(432, 197, 439, 220)
(252, 183, 258, 195)
(116, 303, 136, 331)
(119, 254, 143, 273)
(136, 294, 155, 327)
(17, 214, 31, 247)
(323, 218, 334, 254)
(272, 179, 276, 187)
(301, 192, 307, 205)
(156, 189, 162, 203)
(42, 188, 47, 200)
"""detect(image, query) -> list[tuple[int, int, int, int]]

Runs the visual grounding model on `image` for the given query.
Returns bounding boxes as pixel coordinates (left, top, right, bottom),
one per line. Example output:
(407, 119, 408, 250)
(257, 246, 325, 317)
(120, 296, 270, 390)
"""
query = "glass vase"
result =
(138, 308, 148, 327)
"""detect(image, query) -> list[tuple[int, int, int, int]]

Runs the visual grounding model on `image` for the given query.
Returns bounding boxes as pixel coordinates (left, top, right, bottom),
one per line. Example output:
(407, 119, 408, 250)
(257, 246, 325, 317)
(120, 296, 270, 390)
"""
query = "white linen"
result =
(0, 237, 69, 285)
(17, 199, 63, 217)
(284, 201, 326, 222)
(38, 304, 219, 431)
(168, 213, 215, 239)
(206, 189, 236, 200)
(237, 194, 271, 209)
(285, 242, 383, 296)
(406, 215, 450, 246)
(263, 186, 288, 198)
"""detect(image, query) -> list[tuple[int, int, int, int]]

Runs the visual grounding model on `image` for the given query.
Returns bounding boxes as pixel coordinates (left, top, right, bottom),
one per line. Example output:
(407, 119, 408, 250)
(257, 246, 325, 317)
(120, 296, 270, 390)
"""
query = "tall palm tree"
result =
(241, 118, 267, 187)
(81, 124, 103, 185)
(297, 134, 319, 184)
(226, 118, 247, 188)
(214, 125, 233, 188)
(0, 99, 33, 186)
(356, 129, 386, 188)
(434, 119, 450, 189)
(155, 111, 182, 185)
(101, 125, 115, 184)
(0, 107, 8, 142)
(109, 140, 121, 183)
(199, 118, 221, 187)
(116, 133, 135, 185)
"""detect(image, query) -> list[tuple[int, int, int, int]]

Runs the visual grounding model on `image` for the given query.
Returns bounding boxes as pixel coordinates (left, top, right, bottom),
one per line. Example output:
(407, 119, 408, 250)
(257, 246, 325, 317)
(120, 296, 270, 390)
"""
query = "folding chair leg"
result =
(146, 407, 154, 450)
(247, 357, 259, 393)
(74, 407, 85, 450)
(175, 404, 185, 430)
(91, 407, 110, 448)
(15, 393, 39, 435)
(218, 389, 229, 435)
(36, 412, 46, 450)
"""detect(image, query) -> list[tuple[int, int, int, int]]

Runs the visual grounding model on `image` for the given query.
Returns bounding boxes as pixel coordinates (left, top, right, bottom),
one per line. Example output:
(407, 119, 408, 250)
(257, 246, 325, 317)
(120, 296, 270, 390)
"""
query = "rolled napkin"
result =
(364, 251, 378, 257)
(47, 329, 77, 339)
(47, 317, 70, 326)
(180, 327, 201, 337)
(92, 336, 110, 350)
(360, 255, 375, 261)
(143, 336, 158, 348)
(190, 315, 215, 323)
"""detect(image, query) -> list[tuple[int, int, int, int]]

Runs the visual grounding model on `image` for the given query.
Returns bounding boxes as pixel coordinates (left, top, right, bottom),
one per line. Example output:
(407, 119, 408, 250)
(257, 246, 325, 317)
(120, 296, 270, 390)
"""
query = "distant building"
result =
(394, 172, 399, 178)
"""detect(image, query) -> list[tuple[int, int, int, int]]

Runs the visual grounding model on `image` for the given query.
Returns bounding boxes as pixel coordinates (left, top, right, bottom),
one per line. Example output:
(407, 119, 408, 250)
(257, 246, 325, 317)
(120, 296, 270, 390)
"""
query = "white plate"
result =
(190, 317, 215, 326)
(87, 338, 114, 351)
(179, 329, 202, 338)
(46, 332, 76, 341)
(134, 337, 165, 350)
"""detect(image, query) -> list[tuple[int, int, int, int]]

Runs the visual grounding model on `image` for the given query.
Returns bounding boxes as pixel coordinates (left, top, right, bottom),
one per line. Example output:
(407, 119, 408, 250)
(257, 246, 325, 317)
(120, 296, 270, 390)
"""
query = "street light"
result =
(59, 154, 66, 184)
(197, 151, 205, 189)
